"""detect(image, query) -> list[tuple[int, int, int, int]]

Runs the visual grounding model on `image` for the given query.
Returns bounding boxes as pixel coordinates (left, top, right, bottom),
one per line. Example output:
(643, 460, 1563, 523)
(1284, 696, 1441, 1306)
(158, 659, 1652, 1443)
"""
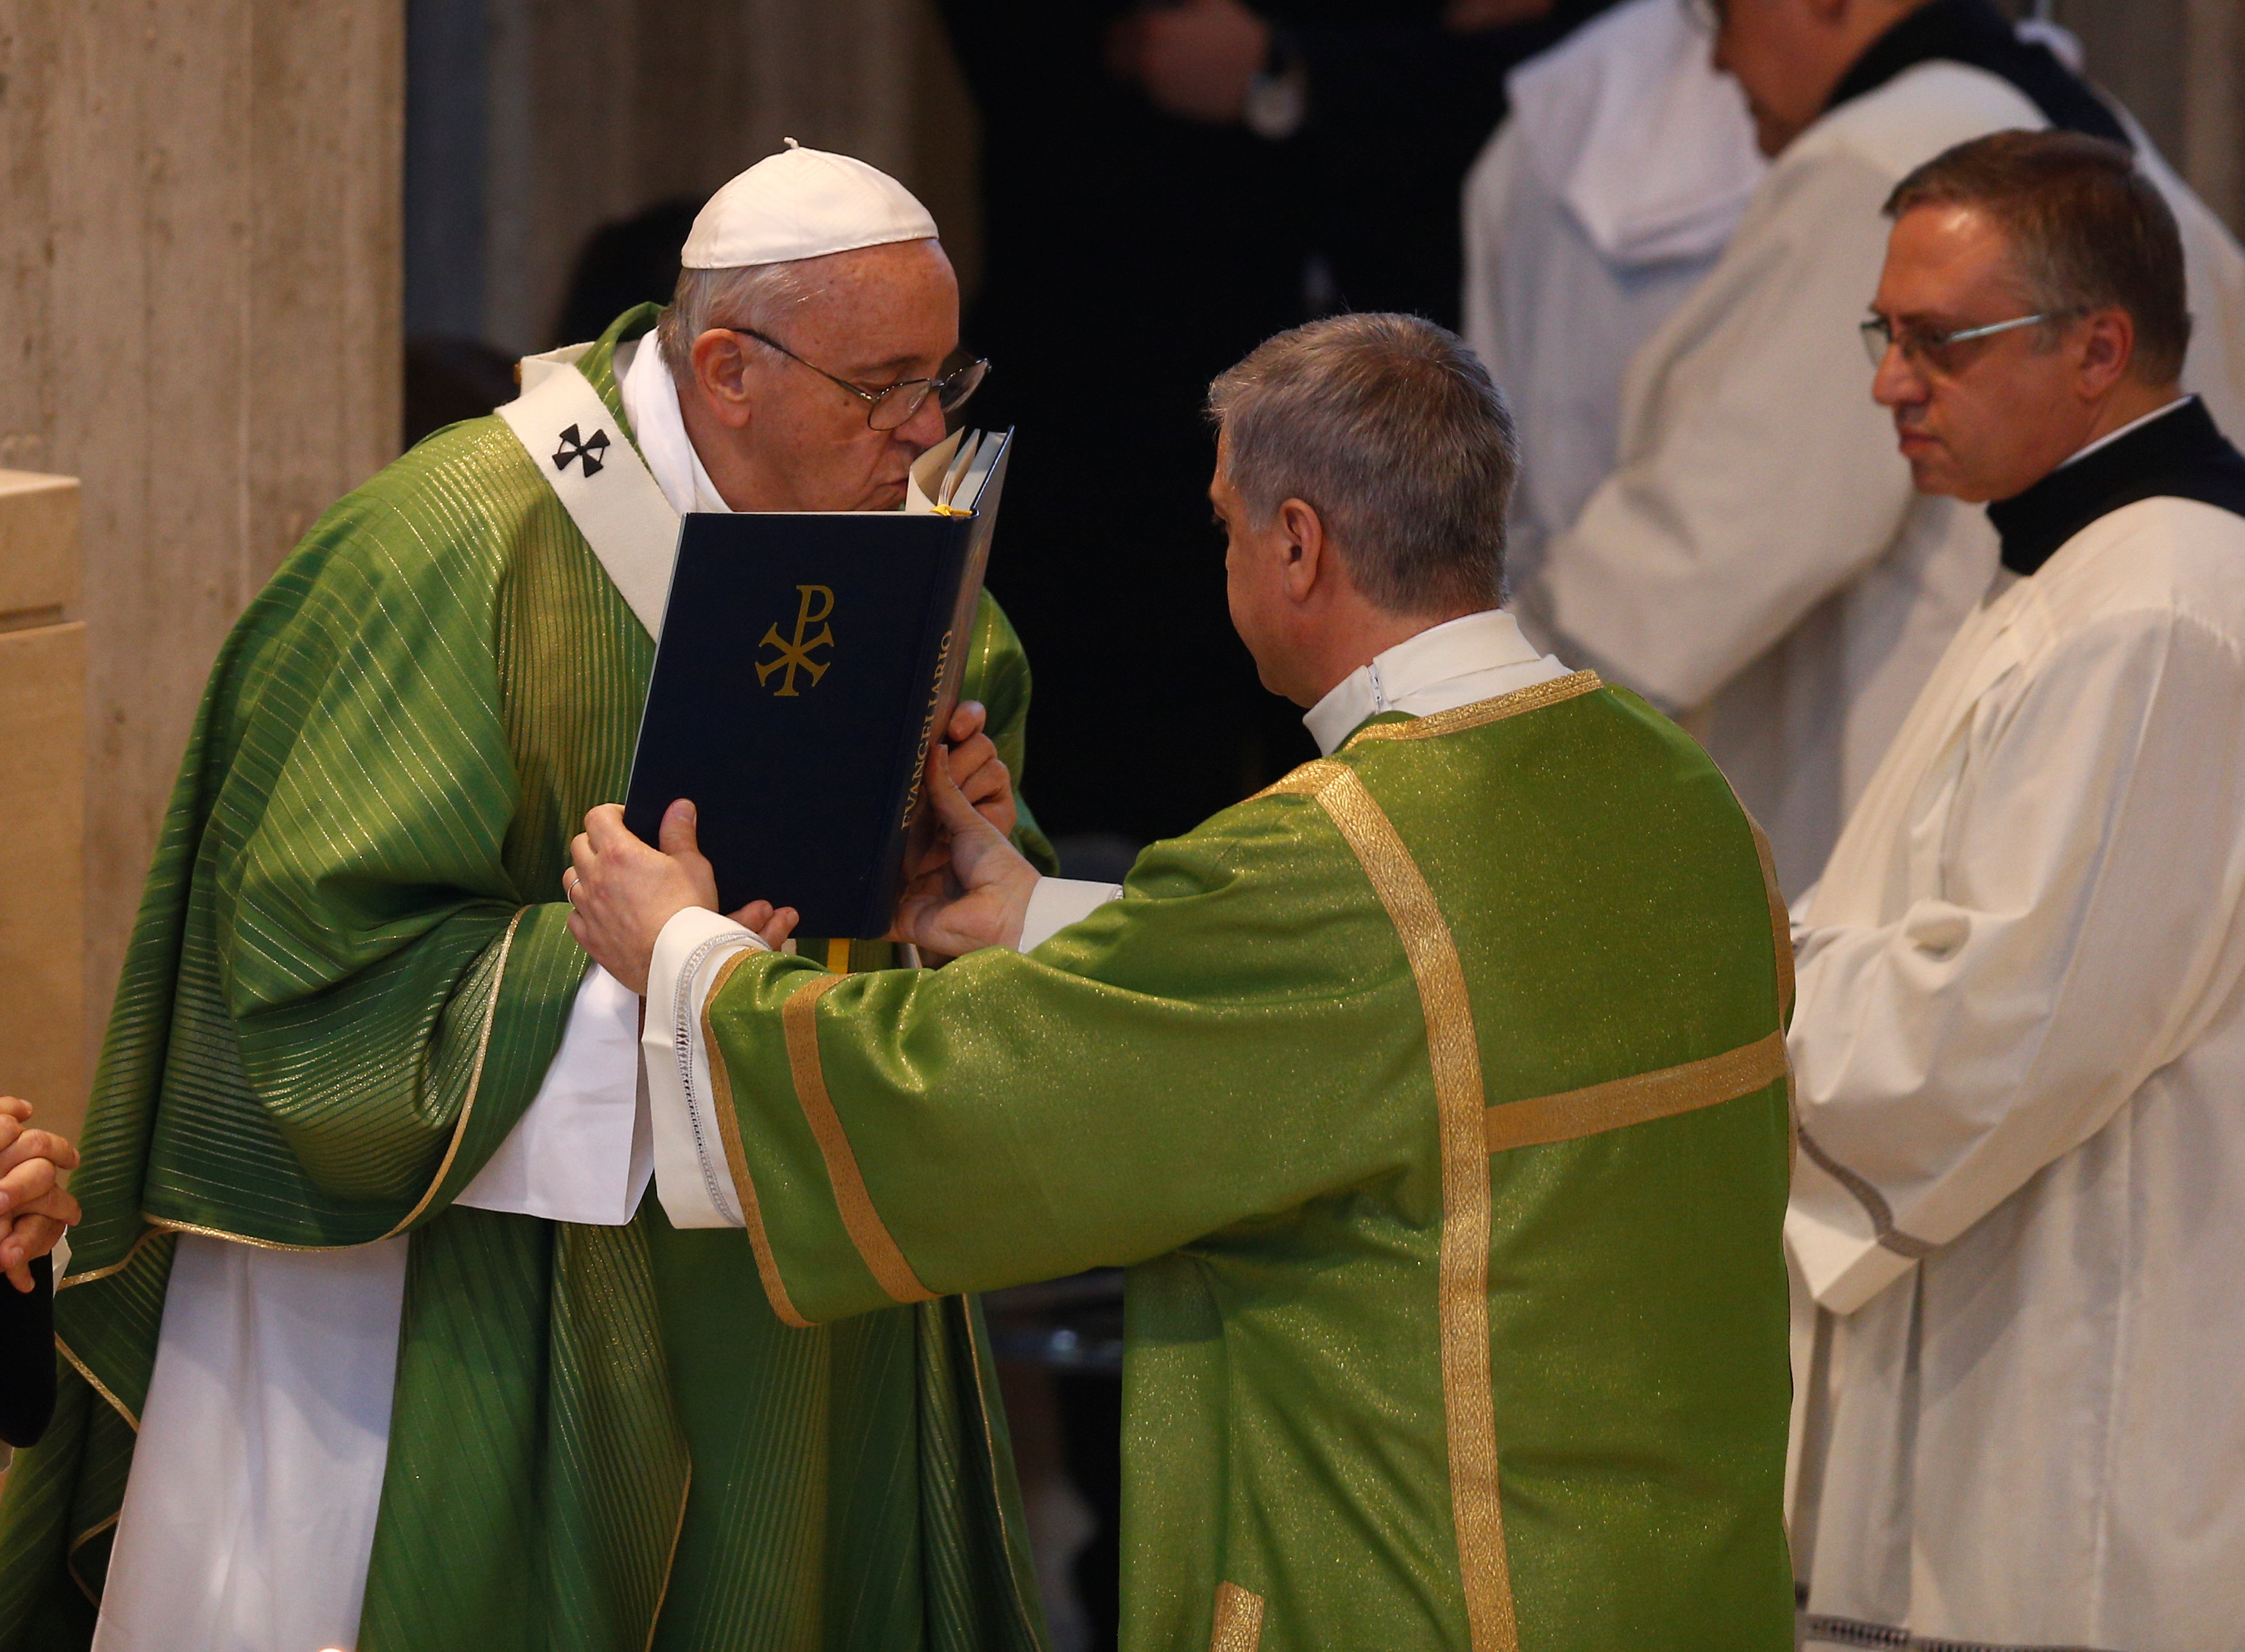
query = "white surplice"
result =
(1520, 59, 2245, 897)
(646, 609, 1575, 1227)
(1785, 487, 2245, 1649)
(1461, 0, 1763, 585)
(94, 337, 699, 1652)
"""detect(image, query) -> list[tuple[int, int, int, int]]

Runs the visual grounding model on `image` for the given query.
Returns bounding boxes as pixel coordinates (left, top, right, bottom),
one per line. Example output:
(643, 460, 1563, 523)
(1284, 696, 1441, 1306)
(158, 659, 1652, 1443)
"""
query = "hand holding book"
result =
(890, 741, 1040, 963)
(623, 429, 1015, 936)
(573, 701, 1021, 991)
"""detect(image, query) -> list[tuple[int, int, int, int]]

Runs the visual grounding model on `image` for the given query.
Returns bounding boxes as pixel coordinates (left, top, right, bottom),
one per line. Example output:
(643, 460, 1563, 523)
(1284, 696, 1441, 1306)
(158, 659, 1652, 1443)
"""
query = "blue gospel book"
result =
(623, 428, 1013, 938)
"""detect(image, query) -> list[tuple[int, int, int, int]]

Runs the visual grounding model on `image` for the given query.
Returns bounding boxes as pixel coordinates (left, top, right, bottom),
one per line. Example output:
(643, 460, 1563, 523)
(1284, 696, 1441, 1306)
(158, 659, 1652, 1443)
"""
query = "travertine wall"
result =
(0, 0, 404, 1111)
(476, 0, 976, 355)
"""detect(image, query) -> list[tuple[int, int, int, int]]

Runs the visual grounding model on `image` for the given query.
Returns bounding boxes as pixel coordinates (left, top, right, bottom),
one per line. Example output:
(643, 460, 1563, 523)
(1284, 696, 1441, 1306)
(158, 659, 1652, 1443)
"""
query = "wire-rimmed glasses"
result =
(1859, 312, 2057, 376)
(727, 326, 990, 431)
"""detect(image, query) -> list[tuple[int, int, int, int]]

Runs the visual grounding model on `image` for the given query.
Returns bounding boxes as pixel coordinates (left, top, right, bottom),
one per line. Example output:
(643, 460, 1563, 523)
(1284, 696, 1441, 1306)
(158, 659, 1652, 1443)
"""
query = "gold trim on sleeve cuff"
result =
(780, 972, 936, 1307)
(127, 908, 532, 1258)
(704, 950, 813, 1328)
(382, 904, 529, 1239)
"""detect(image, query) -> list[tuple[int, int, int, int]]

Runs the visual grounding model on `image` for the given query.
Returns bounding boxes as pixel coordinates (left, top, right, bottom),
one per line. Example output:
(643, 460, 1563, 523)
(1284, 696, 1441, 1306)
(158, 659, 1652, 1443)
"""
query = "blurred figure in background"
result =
(939, 0, 1619, 866)
(550, 199, 700, 350)
(1516, 0, 2245, 896)
(404, 199, 699, 451)
(1463, 0, 1764, 591)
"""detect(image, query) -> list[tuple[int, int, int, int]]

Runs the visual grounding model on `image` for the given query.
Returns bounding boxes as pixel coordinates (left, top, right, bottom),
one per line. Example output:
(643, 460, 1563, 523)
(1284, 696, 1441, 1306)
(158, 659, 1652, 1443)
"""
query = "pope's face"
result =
(694, 239, 960, 512)
(1869, 205, 2099, 503)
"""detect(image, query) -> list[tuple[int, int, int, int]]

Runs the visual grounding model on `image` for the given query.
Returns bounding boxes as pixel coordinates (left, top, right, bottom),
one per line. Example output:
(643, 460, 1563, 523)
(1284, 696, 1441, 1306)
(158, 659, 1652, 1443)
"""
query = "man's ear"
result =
(1275, 497, 1325, 603)
(2074, 307, 2137, 400)
(690, 329, 758, 431)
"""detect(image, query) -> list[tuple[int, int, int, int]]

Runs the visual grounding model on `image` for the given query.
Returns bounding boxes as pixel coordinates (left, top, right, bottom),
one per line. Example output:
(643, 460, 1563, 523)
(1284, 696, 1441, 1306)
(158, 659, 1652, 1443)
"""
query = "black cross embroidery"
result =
(553, 423, 610, 478)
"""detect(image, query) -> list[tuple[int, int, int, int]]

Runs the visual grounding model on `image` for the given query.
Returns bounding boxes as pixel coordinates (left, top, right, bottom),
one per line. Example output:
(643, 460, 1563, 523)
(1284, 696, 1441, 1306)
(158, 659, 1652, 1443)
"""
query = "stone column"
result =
(2181, 0, 2245, 235)
(0, 0, 404, 1089)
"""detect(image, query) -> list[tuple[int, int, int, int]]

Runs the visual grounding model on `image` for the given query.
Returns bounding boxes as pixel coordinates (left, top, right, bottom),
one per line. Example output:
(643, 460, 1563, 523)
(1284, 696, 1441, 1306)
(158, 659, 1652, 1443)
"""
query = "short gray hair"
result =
(1207, 314, 1518, 616)
(656, 261, 813, 383)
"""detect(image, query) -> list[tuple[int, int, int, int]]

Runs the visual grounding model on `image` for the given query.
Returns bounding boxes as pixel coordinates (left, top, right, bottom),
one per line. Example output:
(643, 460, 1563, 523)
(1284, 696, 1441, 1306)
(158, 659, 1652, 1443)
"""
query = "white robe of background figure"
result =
(1513, 0, 2245, 896)
(1462, 0, 1763, 596)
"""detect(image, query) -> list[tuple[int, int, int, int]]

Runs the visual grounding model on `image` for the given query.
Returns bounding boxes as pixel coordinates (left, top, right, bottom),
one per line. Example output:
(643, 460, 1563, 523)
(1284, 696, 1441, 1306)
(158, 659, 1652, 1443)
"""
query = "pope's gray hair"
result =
(657, 262, 813, 383)
(1207, 314, 1517, 616)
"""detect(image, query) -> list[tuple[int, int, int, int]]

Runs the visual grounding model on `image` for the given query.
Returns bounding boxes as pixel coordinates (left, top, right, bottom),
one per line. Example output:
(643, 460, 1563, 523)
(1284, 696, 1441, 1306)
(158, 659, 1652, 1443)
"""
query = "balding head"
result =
(1709, 0, 1929, 155)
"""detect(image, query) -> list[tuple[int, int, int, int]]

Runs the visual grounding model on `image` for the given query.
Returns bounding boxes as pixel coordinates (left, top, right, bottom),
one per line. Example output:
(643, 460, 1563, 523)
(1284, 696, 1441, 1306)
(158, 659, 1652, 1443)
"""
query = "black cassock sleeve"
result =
(0, 1254, 56, 1449)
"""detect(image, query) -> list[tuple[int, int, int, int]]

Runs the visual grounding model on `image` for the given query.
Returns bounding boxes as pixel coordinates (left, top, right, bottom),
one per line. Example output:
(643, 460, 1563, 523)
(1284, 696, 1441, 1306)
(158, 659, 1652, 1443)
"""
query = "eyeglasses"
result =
(727, 326, 989, 431)
(1859, 312, 2056, 375)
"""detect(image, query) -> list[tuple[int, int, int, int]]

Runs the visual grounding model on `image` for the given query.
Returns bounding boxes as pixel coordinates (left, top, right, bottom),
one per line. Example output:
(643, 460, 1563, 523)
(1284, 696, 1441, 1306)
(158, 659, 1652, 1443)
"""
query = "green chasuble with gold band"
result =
(678, 673, 1797, 1652)
(0, 307, 1050, 1651)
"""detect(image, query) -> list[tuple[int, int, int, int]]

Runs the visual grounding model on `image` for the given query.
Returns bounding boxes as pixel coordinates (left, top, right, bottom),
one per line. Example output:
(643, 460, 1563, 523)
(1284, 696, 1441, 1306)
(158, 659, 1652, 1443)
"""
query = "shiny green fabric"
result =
(0, 305, 1049, 1650)
(702, 684, 1796, 1650)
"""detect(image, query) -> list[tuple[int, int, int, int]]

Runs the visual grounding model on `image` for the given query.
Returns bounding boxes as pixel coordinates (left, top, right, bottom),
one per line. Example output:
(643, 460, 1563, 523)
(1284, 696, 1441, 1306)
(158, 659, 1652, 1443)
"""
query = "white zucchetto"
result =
(681, 139, 939, 270)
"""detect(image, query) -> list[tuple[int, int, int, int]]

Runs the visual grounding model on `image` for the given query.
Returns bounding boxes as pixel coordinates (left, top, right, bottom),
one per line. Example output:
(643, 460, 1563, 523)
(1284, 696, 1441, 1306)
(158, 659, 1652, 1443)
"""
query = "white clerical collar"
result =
(1302, 609, 1571, 756)
(617, 333, 733, 515)
(2060, 394, 2195, 470)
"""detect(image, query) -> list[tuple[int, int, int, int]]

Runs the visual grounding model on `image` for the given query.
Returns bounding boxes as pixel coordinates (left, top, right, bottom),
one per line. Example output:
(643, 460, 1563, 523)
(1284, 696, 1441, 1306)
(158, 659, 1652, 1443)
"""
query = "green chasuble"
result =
(0, 306, 1049, 1651)
(687, 673, 1797, 1652)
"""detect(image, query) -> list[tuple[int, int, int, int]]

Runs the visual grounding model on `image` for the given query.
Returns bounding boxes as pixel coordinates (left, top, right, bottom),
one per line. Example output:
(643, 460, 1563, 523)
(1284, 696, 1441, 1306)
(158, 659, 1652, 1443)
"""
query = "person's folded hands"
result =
(0, 1097, 81, 1293)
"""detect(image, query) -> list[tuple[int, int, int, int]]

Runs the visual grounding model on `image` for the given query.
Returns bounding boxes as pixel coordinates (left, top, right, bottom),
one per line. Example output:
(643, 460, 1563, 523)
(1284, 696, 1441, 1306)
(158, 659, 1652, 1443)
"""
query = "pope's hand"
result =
(892, 742, 1040, 959)
(0, 1097, 81, 1294)
(568, 802, 797, 995)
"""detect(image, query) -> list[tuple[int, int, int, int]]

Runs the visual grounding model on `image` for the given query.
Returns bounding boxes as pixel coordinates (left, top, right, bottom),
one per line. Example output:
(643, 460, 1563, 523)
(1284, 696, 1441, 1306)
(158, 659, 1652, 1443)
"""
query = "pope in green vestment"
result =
(607, 669, 1799, 1651)
(0, 306, 1050, 1650)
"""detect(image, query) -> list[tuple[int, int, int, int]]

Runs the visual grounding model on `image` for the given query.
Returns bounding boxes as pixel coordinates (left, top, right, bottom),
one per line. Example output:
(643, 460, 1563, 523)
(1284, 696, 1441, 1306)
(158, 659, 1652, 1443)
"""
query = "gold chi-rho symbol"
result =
(758, 584, 836, 696)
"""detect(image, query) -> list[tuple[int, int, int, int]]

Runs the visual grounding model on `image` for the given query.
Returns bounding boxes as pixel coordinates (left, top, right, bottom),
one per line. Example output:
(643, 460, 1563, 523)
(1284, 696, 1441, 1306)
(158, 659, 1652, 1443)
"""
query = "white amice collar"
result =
(617, 332, 734, 516)
(1302, 609, 1571, 756)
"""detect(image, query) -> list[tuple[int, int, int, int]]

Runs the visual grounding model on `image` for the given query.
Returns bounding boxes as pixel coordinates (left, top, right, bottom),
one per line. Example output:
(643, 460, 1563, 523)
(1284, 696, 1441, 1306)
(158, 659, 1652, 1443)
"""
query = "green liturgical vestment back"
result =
(691, 673, 1798, 1651)
(0, 307, 1049, 1652)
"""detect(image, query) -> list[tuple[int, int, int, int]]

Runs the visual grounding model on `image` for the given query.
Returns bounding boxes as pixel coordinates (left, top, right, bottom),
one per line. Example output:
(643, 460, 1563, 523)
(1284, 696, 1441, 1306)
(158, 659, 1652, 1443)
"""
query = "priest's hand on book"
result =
(568, 802, 799, 995)
(892, 744, 1040, 961)
(900, 701, 1018, 891)
(0, 1097, 80, 1293)
(943, 700, 1015, 841)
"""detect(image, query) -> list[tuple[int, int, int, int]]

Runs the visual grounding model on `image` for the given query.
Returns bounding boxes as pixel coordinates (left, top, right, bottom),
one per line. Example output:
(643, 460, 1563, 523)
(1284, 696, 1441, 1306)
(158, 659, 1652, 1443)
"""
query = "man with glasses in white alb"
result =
(1514, 0, 2245, 897)
(1790, 128, 2245, 1652)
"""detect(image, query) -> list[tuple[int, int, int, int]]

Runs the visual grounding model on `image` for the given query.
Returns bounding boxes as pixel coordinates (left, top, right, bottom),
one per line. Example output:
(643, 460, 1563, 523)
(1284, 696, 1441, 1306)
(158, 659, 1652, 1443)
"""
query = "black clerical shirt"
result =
(1827, 0, 2129, 147)
(1987, 397, 2245, 577)
(0, 1254, 56, 1449)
